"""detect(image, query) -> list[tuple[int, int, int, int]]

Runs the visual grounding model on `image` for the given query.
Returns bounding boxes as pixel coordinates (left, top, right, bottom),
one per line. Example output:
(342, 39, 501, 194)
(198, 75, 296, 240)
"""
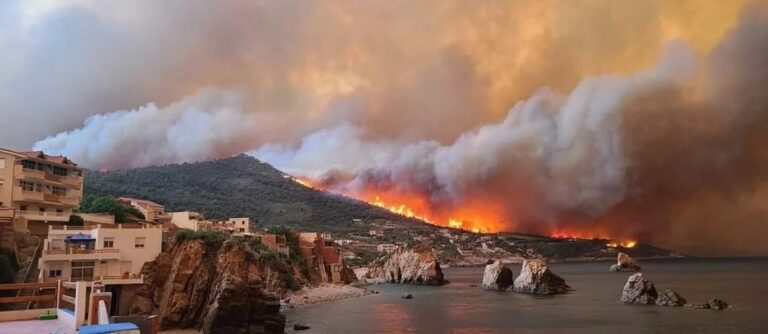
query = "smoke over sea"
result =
(5, 1, 767, 255)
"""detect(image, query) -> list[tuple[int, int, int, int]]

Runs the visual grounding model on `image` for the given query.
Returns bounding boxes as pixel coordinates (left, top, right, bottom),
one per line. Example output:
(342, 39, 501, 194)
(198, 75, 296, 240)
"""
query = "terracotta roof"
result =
(19, 151, 78, 167)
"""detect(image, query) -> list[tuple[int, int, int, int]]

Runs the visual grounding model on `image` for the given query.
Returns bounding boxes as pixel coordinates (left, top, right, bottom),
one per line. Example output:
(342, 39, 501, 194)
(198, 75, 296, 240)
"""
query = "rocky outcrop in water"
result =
(512, 259, 569, 295)
(366, 247, 446, 285)
(609, 253, 641, 272)
(656, 289, 687, 307)
(129, 240, 288, 333)
(481, 260, 514, 291)
(620, 273, 658, 305)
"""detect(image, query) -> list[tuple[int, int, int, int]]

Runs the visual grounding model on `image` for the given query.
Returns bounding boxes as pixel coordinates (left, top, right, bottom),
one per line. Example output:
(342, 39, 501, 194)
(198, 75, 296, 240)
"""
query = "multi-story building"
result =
(255, 232, 290, 256)
(298, 232, 344, 283)
(0, 147, 113, 235)
(213, 217, 250, 234)
(38, 223, 162, 284)
(117, 197, 165, 222)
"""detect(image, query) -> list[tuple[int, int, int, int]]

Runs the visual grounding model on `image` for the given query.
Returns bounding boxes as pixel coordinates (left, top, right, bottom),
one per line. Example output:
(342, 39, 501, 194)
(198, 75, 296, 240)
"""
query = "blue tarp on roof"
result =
(78, 322, 139, 334)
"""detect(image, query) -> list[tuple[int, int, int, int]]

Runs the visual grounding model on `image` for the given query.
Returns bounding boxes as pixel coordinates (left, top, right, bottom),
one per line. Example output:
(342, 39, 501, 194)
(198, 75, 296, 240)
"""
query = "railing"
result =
(60, 175, 83, 187)
(0, 282, 58, 305)
(16, 210, 70, 222)
(15, 165, 45, 180)
(44, 248, 120, 255)
(48, 223, 159, 233)
(44, 274, 143, 283)
(15, 188, 44, 202)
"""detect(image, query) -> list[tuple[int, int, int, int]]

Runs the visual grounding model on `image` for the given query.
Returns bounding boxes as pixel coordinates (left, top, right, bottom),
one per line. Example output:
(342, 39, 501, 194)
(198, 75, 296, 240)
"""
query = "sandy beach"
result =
(283, 283, 374, 308)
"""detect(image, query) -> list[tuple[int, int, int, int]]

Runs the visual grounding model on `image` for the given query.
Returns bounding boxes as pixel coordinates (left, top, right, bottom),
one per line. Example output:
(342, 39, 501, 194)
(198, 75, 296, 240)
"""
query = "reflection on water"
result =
(286, 258, 768, 334)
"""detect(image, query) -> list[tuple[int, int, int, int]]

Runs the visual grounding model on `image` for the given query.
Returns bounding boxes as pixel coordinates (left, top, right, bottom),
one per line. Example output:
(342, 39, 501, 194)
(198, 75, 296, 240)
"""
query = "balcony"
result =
(43, 273, 144, 286)
(60, 175, 83, 188)
(17, 210, 69, 222)
(14, 165, 45, 181)
(40, 248, 121, 262)
(77, 213, 115, 225)
(42, 193, 80, 206)
(14, 188, 44, 202)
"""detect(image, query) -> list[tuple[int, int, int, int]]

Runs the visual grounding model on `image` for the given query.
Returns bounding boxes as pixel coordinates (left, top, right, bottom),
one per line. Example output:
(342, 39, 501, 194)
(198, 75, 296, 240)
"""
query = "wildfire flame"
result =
(287, 174, 638, 242)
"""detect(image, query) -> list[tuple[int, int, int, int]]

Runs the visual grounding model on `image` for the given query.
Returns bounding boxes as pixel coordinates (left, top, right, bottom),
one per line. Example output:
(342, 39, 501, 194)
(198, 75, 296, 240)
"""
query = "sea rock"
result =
(655, 289, 687, 307)
(481, 260, 514, 291)
(293, 324, 311, 331)
(620, 273, 658, 305)
(512, 259, 569, 295)
(708, 299, 729, 310)
(366, 247, 447, 285)
(129, 240, 286, 333)
(610, 253, 641, 272)
(401, 293, 413, 299)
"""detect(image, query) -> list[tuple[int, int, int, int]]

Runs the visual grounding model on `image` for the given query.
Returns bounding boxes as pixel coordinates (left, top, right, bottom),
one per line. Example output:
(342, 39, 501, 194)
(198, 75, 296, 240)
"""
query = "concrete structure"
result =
(117, 197, 165, 222)
(297, 232, 343, 283)
(255, 232, 290, 256)
(38, 224, 162, 285)
(168, 211, 207, 231)
(0, 147, 114, 235)
(377, 243, 398, 253)
(169, 211, 252, 235)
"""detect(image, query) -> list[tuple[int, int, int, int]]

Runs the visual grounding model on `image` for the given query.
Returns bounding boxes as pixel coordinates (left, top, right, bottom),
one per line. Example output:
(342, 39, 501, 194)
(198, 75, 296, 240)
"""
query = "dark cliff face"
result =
(129, 240, 290, 333)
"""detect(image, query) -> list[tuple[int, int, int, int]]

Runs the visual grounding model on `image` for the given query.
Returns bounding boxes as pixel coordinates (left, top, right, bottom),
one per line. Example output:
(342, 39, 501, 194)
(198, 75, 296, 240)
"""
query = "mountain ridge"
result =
(84, 154, 433, 232)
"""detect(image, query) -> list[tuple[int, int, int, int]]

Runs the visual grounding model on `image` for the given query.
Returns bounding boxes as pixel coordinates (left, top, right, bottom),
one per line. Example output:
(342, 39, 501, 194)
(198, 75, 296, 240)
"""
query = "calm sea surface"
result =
(285, 258, 768, 333)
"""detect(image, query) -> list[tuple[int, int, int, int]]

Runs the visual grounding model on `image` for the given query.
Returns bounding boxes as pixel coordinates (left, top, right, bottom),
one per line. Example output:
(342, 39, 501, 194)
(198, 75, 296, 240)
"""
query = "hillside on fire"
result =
(84, 154, 435, 233)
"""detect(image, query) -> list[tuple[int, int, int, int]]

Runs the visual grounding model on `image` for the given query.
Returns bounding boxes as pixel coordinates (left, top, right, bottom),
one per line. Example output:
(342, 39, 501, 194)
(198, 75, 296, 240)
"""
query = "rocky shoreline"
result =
(445, 255, 685, 268)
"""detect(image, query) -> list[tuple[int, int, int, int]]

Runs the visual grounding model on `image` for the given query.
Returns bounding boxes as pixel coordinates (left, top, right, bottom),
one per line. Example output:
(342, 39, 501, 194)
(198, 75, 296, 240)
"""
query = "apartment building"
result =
(38, 223, 162, 285)
(117, 197, 165, 222)
(0, 147, 113, 235)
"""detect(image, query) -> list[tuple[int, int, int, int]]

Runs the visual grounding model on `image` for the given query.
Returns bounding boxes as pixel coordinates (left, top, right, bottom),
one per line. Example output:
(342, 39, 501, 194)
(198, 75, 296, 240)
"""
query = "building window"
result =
(51, 186, 66, 196)
(49, 268, 62, 278)
(135, 237, 145, 249)
(39, 207, 45, 213)
(103, 237, 115, 249)
(0, 158, 5, 169)
(19, 180, 35, 191)
(71, 261, 95, 281)
(21, 160, 36, 170)
(239, 228, 245, 232)
(52, 166, 68, 176)
(20, 205, 27, 211)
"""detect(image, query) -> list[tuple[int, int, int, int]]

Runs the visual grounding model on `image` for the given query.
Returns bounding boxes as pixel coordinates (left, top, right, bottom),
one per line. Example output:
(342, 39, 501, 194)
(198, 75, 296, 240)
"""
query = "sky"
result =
(1, 0, 767, 255)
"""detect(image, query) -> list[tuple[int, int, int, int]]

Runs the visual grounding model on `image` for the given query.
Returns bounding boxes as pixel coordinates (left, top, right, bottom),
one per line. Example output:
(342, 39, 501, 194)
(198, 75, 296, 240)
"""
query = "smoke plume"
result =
(6, 0, 768, 255)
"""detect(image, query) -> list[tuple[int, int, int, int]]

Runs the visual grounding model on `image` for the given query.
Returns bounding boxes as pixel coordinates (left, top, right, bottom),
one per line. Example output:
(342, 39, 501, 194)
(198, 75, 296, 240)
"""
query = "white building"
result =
(38, 223, 162, 285)
(169, 211, 207, 231)
(214, 217, 250, 234)
(334, 239, 354, 246)
(376, 243, 398, 253)
(369, 229, 384, 237)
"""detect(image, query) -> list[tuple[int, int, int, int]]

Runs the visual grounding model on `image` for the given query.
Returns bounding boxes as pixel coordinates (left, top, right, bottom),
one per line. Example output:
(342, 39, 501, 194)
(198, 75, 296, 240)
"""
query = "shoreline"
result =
(282, 283, 374, 309)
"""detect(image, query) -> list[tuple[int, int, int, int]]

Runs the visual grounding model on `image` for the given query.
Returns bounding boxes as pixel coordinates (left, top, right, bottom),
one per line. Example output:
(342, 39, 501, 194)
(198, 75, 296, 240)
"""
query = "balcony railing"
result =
(17, 210, 70, 222)
(15, 165, 45, 180)
(42, 273, 144, 284)
(44, 248, 120, 255)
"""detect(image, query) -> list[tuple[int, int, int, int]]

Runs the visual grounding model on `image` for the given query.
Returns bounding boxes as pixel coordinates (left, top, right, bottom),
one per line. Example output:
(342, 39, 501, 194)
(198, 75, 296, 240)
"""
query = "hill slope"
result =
(85, 155, 432, 233)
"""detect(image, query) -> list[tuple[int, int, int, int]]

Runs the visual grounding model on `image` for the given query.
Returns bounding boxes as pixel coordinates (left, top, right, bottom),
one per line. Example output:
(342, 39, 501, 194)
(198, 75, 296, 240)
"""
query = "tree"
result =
(67, 215, 85, 226)
(80, 195, 145, 223)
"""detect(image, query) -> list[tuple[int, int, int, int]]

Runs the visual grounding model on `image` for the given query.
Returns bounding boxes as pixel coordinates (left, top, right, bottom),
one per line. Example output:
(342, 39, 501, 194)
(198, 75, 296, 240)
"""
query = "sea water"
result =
(285, 258, 768, 333)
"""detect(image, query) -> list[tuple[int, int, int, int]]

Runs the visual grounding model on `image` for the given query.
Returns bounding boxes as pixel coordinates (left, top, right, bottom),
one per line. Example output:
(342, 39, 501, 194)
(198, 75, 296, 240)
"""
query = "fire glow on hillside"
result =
(289, 174, 637, 246)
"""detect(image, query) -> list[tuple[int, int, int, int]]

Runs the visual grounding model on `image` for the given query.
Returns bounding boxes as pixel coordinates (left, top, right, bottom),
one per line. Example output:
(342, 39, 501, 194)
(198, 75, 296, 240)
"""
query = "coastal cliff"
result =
(128, 239, 301, 333)
(366, 247, 446, 285)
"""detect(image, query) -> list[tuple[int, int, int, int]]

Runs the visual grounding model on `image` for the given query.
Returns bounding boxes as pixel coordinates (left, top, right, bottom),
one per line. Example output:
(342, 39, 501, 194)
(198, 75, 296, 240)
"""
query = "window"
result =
(103, 237, 114, 249)
(19, 180, 35, 191)
(20, 205, 27, 211)
(71, 261, 95, 281)
(134, 237, 145, 249)
(48, 268, 62, 278)
(39, 207, 46, 213)
(56, 209, 63, 214)
(51, 186, 66, 196)
(52, 166, 68, 176)
(21, 160, 36, 170)
(0, 158, 5, 169)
